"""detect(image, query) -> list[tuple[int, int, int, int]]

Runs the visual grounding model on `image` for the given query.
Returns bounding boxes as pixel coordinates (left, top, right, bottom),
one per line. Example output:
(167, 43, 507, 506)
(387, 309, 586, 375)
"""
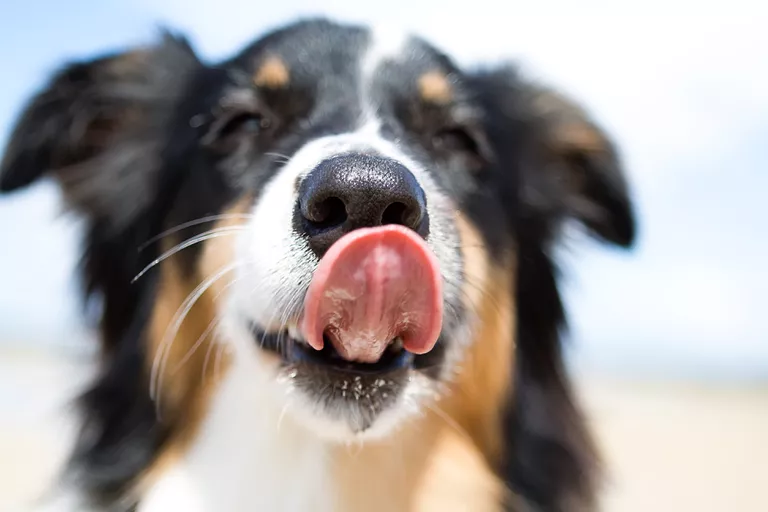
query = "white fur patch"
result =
(229, 125, 461, 337)
(29, 493, 95, 512)
(140, 27, 470, 508)
(223, 119, 464, 439)
(358, 25, 411, 124)
(361, 25, 411, 83)
(28, 21, 483, 512)
(138, 361, 335, 512)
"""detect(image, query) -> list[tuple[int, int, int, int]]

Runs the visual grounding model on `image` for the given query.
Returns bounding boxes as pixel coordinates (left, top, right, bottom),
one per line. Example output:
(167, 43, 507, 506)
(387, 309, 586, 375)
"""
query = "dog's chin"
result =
(250, 326, 442, 442)
(279, 374, 431, 443)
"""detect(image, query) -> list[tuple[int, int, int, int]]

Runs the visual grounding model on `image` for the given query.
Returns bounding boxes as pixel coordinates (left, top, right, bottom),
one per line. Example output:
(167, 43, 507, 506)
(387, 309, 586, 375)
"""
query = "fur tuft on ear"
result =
(470, 65, 636, 249)
(468, 65, 637, 511)
(0, 33, 206, 507)
(0, 32, 201, 229)
(523, 82, 636, 247)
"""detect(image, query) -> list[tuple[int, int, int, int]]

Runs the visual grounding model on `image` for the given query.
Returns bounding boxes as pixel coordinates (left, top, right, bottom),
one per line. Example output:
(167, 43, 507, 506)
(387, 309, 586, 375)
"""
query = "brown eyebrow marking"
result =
(253, 56, 290, 89)
(418, 71, 453, 104)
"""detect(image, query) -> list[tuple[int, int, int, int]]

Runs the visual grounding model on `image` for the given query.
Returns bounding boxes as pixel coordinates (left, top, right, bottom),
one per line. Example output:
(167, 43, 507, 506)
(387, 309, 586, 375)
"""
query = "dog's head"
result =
(0, 17, 635, 509)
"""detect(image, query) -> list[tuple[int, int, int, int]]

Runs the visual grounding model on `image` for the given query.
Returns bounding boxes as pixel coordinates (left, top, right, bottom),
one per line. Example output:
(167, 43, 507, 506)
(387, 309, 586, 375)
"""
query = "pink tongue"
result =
(301, 225, 443, 364)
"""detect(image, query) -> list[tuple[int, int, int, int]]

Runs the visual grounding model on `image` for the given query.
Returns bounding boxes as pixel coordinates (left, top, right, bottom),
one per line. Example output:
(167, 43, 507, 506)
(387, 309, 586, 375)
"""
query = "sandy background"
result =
(1, 349, 766, 512)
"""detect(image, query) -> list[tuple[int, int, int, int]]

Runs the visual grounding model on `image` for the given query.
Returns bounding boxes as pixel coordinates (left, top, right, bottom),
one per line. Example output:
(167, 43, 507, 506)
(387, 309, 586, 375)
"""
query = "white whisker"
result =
(172, 315, 221, 374)
(264, 151, 292, 164)
(424, 402, 472, 444)
(257, 300, 284, 349)
(132, 227, 245, 283)
(202, 332, 219, 384)
(213, 267, 256, 302)
(214, 342, 227, 381)
(276, 288, 305, 353)
(276, 404, 290, 433)
(196, 270, 254, 382)
(150, 262, 240, 418)
(138, 214, 254, 251)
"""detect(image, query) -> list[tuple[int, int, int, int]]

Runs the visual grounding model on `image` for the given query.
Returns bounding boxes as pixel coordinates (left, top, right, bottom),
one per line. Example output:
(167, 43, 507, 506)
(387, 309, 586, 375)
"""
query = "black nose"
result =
(297, 154, 429, 257)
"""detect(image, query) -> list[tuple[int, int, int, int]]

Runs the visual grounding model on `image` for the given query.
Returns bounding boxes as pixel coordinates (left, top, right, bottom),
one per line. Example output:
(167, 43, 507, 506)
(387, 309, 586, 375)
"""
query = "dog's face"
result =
(216, 24, 499, 438)
(0, 16, 634, 470)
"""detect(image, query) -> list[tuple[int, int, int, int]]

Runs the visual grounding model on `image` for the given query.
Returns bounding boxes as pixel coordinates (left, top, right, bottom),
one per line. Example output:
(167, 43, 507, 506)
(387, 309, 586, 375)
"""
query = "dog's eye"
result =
(203, 110, 272, 149)
(432, 127, 480, 156)
(219, 112, 270, 137)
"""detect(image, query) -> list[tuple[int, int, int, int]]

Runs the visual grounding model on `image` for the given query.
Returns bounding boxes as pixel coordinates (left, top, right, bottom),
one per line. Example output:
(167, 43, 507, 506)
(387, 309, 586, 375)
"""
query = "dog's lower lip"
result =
(248, 322, 414, 374)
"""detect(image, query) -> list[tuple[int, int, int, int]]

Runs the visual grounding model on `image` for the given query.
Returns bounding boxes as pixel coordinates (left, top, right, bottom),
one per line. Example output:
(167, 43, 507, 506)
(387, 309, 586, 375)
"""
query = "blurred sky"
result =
(0, 1, 766, 380)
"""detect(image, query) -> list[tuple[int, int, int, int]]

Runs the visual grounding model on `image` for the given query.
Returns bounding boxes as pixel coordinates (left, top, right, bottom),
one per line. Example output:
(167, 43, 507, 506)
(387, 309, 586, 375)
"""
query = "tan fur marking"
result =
(253, 56, 290, 88)
(132, 203, 518, 508)
(530, 87, 608, 154)
(332, 412, 507, 512)
(418, 71, 453, 104)
(331, 213, 518, 511)
(134, 197, 251, 493)
(443, 213, 516, 465)
(555, 124, 606, 153)
(103, 49, 150, 77)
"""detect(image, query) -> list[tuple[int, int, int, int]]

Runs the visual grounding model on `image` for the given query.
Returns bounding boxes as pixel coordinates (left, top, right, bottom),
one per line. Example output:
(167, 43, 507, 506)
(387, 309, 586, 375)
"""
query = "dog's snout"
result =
(297, 154, 428, 257)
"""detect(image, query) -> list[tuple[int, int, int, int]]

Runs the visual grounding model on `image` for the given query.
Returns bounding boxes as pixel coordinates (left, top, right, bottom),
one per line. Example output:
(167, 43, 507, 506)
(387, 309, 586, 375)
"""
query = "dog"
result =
(0, 17, 636, 512)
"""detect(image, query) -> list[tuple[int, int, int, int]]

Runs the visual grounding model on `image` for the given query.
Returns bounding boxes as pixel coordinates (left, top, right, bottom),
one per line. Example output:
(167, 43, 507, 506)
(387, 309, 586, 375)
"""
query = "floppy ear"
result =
(522, 79, 636, 247)
(467, 65, 637, 510)
(470, 65, 636, 248)
(0, 33, 201, 229)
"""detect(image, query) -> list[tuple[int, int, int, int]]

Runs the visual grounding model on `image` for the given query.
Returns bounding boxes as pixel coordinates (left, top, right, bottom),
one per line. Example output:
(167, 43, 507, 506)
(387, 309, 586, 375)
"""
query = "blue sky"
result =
(0, 1, 766, 380)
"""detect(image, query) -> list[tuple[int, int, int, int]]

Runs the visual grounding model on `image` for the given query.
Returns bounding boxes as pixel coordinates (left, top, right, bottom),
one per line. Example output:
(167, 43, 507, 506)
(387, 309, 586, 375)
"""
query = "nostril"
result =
(381, 202, 407, 226)
(382, 200, 424, 230)
(298, 155, 431, 257)
(305, 196, 347, 229)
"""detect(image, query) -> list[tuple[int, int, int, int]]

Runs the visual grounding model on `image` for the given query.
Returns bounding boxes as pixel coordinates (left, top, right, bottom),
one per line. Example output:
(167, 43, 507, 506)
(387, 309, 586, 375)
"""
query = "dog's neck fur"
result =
(136, 361, 508, 512)
(137, 361, 334, 512)
(129, 223, 514, 512)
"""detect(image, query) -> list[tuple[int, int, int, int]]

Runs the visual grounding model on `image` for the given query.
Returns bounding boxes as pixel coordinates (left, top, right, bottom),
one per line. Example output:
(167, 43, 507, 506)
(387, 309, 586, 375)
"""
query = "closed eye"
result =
(432, 127, 480, 155)
(218, 111, 270, 138)
(203, 110, 272, 149)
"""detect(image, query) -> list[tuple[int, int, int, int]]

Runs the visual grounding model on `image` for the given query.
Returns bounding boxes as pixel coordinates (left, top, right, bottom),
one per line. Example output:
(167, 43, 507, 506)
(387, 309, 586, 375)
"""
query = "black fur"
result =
(0, 33, 243, 509)
(0, 18, 635, 511)
(467, 66, 634, 511)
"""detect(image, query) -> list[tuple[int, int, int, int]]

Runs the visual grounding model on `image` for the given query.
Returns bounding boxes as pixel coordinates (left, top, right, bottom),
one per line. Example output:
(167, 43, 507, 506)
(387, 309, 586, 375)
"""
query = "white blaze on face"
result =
(227, 132, 460, 349)
(221, 26, 465, 422)
(359, 25, 411, 119)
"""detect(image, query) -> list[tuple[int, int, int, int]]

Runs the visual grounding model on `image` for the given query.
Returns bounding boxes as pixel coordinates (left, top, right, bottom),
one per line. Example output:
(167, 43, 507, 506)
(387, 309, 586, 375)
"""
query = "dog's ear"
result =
(0, 33, 201, 229)
(470, 66, 636, 248)
(525, 80, 636, 247)
(468, 65, 636, 510)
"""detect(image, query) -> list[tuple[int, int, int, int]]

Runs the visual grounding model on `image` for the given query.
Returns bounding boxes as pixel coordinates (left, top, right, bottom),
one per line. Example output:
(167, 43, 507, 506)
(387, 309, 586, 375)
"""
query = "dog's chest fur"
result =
(138, 365, 335, 512)
(137, 363, 505, 512)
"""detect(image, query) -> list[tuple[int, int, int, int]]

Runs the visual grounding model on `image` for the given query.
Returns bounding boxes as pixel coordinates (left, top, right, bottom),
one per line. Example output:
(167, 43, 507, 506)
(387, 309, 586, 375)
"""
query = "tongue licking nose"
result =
(301, 225, 443, 364)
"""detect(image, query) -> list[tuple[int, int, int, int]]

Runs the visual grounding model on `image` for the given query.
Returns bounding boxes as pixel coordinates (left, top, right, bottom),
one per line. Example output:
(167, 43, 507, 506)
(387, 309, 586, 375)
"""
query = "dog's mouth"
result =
(250, 225, 444, 376)
(243, 225, 449, 432)
(252, 327, 415, 374)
